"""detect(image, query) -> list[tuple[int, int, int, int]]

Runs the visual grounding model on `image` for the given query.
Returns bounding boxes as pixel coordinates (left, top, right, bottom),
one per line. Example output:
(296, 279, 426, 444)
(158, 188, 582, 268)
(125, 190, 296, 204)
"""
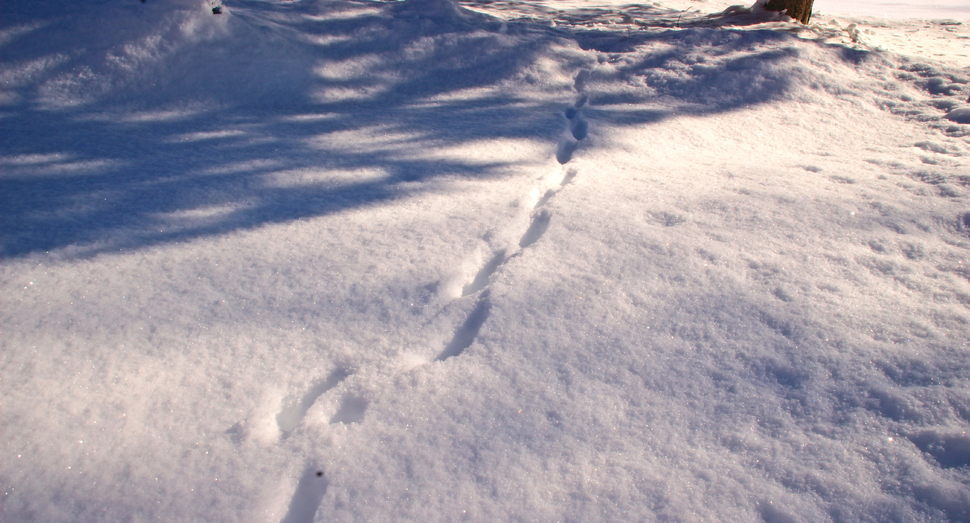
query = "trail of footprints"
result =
(270, 72, 591, 523)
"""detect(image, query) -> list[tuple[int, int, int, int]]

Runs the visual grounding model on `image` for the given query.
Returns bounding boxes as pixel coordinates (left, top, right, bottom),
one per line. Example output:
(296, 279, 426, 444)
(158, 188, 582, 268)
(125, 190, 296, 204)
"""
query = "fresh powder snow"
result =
(2, 1, 969, 522)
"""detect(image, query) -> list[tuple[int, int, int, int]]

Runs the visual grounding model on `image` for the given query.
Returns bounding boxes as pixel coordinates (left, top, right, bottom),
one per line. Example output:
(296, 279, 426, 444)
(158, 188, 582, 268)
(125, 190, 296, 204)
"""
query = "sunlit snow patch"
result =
(166, 129, 248, 143)
(263, 167, 392, 188)
(152, 202, 252, 229)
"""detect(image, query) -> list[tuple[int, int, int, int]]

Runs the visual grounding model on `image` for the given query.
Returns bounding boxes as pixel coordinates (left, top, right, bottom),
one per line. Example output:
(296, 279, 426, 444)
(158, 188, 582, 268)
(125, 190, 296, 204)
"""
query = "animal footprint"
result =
(570, 118, 588, 140)
(574, 70, 591, 94)
(437, 294, 491, 361)
(276, 368, 351, 434)
(560, 167, 577, 186)
(556, 140, 579, 165)
(534, 188, 557, 209)
(280, 466, 329, 523)
(558, 92, 590, 164)
(519, 210, 551, 249)
(329, 394, 369, 424)
(462, 251, 506, 297)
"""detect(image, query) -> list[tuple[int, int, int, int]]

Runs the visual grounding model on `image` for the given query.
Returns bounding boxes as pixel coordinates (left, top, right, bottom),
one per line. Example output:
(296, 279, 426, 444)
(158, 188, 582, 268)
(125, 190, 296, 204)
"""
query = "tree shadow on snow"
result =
(0, 0, 857, 259)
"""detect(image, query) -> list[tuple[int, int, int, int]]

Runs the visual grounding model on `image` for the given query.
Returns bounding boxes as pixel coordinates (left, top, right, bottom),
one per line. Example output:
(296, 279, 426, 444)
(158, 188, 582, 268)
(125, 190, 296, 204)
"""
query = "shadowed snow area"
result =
(2, 1, 970, 522)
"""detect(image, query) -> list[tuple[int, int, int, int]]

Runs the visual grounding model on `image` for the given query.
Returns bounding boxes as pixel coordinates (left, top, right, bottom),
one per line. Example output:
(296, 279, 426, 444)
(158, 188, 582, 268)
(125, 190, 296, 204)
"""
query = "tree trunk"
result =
(764, 0, 814, 24)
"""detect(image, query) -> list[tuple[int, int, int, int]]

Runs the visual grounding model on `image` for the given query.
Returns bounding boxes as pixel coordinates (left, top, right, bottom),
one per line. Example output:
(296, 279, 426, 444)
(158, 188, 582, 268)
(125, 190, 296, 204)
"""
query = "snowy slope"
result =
(2, 1, 969, 522)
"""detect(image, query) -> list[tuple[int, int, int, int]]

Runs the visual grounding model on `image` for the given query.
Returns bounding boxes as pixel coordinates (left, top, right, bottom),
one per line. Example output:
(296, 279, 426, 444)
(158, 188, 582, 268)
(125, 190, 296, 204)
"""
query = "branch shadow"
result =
(0, 0, 840, 259)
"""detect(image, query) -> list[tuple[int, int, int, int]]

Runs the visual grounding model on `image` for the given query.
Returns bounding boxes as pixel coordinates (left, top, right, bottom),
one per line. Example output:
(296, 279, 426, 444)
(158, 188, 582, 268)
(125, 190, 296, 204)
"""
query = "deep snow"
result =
(2, 1, 970, 522)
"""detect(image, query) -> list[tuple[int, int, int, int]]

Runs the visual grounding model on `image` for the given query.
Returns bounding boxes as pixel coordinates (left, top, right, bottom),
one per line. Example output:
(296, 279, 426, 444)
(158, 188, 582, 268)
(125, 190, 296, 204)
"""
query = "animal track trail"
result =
(459, 72, 590, 291)
(442, 207, 551, 360)
(441, 75, 590, 360)
(275, 70, 593, 522)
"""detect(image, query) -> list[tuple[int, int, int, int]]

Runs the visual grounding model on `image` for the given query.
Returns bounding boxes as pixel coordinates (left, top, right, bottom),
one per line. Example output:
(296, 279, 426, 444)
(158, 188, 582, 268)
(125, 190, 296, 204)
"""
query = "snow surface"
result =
(814, 1, 970, 21)
(2, 0, 970, 522)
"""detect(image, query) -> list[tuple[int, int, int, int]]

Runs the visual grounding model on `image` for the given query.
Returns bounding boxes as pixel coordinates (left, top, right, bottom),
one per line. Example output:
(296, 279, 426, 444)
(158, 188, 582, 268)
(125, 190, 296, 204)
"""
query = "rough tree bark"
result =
(764, 0, 814, 24)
